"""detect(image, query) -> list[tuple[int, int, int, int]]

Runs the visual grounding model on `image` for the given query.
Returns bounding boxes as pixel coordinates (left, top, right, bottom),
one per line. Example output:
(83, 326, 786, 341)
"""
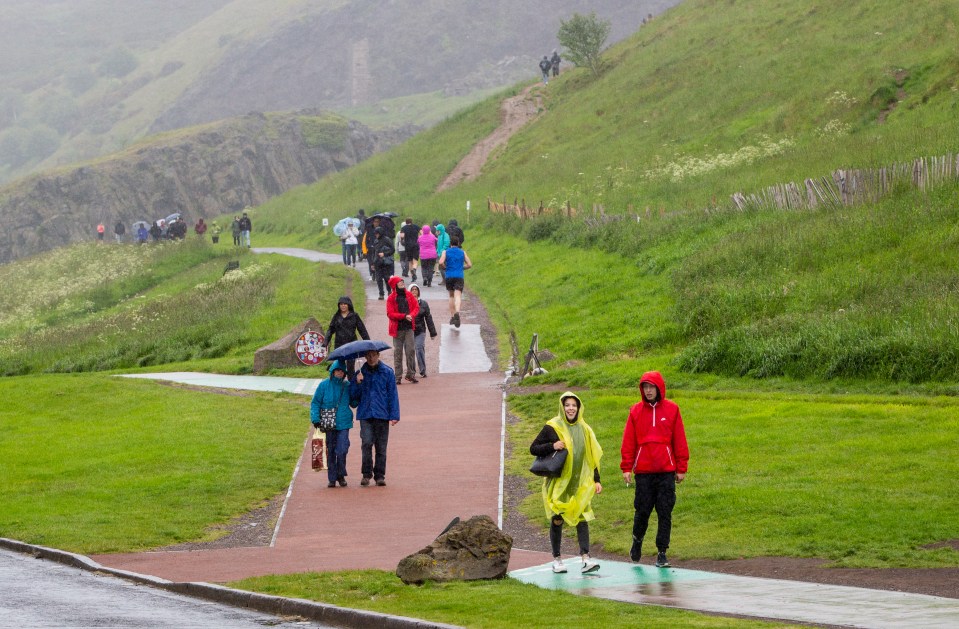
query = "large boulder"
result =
(396, 516, 512, 585)
(253, 317, 324, 373)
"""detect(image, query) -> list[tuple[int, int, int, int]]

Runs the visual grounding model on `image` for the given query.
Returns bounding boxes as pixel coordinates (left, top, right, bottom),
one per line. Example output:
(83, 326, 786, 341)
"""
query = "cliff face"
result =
(0, 111, 414, 264)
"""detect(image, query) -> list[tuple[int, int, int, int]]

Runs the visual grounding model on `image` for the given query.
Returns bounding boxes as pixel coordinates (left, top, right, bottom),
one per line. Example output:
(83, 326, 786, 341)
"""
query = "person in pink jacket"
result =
(416, 224, 439, 287)
(620, 371, 689, 568)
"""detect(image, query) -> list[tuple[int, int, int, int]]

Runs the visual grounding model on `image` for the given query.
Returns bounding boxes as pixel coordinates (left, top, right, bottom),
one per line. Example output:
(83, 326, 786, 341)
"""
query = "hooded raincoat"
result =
(386, 276, 419, 337)
(531, 392, 603, 526)
(435, 224, 450, 256)
(325, 296, 371, 349)
(310, 360, 355, 431)
(417, 224, 438, 260)
(620, 371, 689, 475)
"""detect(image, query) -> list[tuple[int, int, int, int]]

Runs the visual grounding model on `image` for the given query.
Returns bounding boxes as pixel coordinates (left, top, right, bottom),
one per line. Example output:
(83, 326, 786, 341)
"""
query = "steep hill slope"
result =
(0, 111, 412, 263)
(0, 0, 674, 183)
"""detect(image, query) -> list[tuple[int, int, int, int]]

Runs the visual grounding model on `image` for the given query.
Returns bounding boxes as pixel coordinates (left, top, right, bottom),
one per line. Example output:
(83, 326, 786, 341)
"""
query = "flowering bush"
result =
(644, 136, 795, 183)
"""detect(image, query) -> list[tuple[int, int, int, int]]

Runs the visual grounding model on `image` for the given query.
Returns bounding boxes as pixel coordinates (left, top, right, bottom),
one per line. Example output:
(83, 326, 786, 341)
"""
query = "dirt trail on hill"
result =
(436, 85, 542, 192)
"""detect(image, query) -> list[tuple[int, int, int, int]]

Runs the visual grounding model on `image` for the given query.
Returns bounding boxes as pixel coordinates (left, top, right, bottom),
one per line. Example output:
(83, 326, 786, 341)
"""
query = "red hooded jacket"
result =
(385, 276, 419, 337)
(620, 371, 689, 475)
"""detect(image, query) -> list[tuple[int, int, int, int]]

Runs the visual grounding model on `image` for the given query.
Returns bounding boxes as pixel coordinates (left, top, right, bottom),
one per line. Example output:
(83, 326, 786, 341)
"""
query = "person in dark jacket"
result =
(446, 218, 464, 245)
(530, 392, 603, 574)
(324, 296, 371, 376)
(399, 217, 421, 282)
(350, 349, 400, 487)
(550, 50, 561, 77)
(620, 371, 689, 568)
(149, 222, 162, 242)
(310, 359, 356, 488)
(539, 55, 552, 84)
(113, 220, 126, 243)
(408, 283, 437, 378)
(364, 216, 382, 280)
(239, 212, 252, 247)
(373, 227, 395, 299)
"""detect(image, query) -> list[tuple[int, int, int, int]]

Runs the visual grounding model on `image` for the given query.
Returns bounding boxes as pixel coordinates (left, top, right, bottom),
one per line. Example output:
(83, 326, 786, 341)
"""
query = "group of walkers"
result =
(539, 50, 561, 84)
(531, 374, 689, 575)
(317, 208, 688, 574)
(95, 210, 252, 247)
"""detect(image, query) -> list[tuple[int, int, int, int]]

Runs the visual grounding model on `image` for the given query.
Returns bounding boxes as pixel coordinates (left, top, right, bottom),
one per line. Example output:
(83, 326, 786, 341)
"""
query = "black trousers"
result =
(360, 419, 390, 480)
(550, 517, 590, 558)
(632, 472, 677, 551)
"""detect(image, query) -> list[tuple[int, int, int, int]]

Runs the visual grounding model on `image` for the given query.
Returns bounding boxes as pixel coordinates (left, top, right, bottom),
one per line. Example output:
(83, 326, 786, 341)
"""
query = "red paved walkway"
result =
(93, 271, 519, 582)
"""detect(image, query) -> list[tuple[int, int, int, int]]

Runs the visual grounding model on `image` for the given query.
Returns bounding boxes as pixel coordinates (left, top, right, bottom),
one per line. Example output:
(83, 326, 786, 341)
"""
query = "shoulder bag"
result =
(530, 448, 568, 478)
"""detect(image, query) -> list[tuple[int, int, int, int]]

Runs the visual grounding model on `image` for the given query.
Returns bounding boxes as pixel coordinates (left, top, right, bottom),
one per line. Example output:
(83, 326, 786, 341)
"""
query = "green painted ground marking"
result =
(510, 559, 720, 591)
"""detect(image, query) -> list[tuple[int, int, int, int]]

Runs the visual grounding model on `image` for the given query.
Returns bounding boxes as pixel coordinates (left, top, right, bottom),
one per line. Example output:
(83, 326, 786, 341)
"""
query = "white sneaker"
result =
(551, 559, 567, 573)
(582, 557, 600, 573)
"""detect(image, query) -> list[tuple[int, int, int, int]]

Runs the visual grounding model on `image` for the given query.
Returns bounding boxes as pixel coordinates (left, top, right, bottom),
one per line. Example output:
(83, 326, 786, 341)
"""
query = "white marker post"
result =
(466, 200, 471, 225)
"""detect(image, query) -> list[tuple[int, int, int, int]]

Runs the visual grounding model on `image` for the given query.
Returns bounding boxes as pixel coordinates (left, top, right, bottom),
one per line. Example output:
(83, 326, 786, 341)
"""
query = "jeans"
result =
(341, 242, 350, 265)
(326, 428, 351, 483)
(360, 419, 390, 480)
(414, 332, 427, 375)
(632, 472, 677, 551)
(394, 328, 415, 378)
(550, 517, 590, 557)
(344, 244, 357, 265)
(242, 230, 250, 247)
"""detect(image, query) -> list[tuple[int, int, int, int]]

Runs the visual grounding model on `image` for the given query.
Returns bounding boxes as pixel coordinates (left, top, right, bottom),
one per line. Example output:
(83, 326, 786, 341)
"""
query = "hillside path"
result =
(90, 249, 959, 628)
(436, 85, 542, 192)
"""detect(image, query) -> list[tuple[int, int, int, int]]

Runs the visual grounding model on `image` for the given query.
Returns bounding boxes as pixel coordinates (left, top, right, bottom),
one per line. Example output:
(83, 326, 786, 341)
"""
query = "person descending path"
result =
(311, 360, 355, 488)
(386, 276, 419, 384)
(539, 55, 552, 84)
(437, 237, 472, 328)
(530, 392, 603, 574)
(351, 349, 400, 487)
(621, 371, 689, 568)
(408, 283, 437, 378)
(323, 296, 370, 377)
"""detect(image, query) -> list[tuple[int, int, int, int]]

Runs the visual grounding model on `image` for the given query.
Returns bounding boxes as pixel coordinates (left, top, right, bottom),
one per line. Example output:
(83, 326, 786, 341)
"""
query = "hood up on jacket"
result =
(408, 282, 420, 296)
(559, 391, 583, 424)
(436, 224, 446, 235)
(328, 359, 347, 379)
(337, 296, 356, 313)
(421, 224, 432, 235)
(639, 371, 665, 405)
(387, 276, 404, 291)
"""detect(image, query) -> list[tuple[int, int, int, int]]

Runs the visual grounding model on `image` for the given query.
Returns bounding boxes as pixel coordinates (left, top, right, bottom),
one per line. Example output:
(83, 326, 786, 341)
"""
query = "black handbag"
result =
(530, 448, 568, 477)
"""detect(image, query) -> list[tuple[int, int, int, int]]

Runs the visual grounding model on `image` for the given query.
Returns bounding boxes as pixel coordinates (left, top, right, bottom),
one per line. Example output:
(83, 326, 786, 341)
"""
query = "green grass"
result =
(508, 389, 959, 569)
(0, 374, 308, 553)
(232, 570, 783, 628)
(0, 240, 359, 375)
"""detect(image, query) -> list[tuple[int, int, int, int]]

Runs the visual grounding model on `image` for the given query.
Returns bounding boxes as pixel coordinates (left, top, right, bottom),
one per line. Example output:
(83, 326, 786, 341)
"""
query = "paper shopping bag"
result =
(311, 428, 327, 471)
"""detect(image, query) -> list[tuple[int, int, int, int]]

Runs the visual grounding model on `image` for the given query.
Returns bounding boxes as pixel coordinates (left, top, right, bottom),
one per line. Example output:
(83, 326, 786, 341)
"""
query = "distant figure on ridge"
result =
(194, 218, 207, 239)
(238, 212, 252, 247)
(113, 220, 125, 243)
(539, 55, 552, 84)
(550, 50, 561, 77)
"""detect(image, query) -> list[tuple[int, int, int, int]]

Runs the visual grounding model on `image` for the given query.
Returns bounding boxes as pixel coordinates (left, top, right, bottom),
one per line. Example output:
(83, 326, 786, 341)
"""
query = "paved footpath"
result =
(95, 249, 959, 628)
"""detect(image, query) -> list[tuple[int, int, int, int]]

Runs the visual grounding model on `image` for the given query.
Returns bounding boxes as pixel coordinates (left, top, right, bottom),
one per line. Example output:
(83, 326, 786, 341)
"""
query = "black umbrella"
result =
(326, 339, 392, 362)
(365, 213, 395, 237)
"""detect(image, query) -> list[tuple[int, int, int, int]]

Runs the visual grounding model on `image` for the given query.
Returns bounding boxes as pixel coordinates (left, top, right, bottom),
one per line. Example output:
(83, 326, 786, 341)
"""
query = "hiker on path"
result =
(114, 220, 125, 243)
(409, 283, 437, 378)
(239, 212, 252, 247)
(435, 223, 450, 286)
(530, 392, 603, 574)
(436, 236, 472, 328)
(365, 216, 383, 281)
(136, 223, 149, 244)
(400, 217, 421, 282)
(311, 359, 355, 488)
(342, 222, 359, 266)
(446, 218, 465, 246)
(149, 222, 162, 242)
(210, 221, 221, 244)
(539, 55, 552, 84)
(231, 216, 241, 246)
(386, 276, 419, 384)
(97, 223, 105, 242)
(323, 296, 371, 377)
(394, 229, 406, 278)
(351, 349, 400, 487)
(373, 227, 395, 299)
(417, 224, 438, 287)
(551, 50, 561, 77)
(620, 371, 689, 568)
(194, 218, 207, 239)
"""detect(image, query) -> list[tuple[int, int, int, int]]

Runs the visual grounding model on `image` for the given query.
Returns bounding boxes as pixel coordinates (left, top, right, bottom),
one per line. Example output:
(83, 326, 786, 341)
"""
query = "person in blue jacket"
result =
(350, 349, 400, 486)
(311, 359, 356, 488)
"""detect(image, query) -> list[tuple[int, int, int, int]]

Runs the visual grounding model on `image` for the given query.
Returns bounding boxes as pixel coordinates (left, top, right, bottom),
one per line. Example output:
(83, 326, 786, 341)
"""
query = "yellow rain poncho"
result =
(541, 392, 603, 526)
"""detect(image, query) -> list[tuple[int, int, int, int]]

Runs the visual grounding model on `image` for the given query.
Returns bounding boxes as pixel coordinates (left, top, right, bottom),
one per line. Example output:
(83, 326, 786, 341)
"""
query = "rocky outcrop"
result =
(0, 111, 415, 264)
(254, 318, 325, 374)
(396, 515, 513, 585)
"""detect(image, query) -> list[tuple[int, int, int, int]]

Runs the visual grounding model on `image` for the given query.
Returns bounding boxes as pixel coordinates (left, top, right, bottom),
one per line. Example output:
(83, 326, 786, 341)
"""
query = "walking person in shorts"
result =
(436, 237, 472, 328)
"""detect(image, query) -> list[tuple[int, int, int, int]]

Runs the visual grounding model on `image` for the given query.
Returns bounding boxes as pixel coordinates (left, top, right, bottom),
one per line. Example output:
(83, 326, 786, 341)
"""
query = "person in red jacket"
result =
(620, 371, 689, 568)
(385, 276, 419, 385)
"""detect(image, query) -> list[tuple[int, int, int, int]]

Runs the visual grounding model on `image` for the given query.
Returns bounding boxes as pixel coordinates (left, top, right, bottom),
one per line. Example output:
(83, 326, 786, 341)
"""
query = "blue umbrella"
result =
(333, 217, 361, 237)
(326, 339, 391, 362)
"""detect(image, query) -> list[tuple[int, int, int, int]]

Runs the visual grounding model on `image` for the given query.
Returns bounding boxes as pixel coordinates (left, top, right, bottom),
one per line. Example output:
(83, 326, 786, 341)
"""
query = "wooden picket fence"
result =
(731, 153, 959, 211)
(488, 153, 959, 222)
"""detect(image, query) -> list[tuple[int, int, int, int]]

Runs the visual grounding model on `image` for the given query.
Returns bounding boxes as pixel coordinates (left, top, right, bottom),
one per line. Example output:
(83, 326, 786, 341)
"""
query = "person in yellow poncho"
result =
(529, 391, 603, 574)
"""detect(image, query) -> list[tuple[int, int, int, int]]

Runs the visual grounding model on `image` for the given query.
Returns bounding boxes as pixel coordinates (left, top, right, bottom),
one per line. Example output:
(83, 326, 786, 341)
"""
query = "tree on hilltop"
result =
(557, 12, 612, 77)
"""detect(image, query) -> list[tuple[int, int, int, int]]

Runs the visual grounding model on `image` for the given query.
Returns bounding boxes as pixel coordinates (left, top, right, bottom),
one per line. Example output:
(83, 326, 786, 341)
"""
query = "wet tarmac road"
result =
(0, 549, 327, 628)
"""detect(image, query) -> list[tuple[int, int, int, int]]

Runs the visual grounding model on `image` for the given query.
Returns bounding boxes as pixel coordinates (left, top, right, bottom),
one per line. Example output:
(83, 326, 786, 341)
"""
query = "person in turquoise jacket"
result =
(311, 359, 356, 488)
(435, 224, 450, 286)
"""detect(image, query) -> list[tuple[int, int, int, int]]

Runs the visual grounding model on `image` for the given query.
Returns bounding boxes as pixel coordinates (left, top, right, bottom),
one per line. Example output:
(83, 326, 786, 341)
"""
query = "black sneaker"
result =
(452, 312, 460, 328)
(655, 551, 670, 568)
(338, 477, 347, 487)
(360, 477, 371, 486)
(327, 481, 336, 488)
(375, 479, 386, 487)
(629, 540, 641, 563)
